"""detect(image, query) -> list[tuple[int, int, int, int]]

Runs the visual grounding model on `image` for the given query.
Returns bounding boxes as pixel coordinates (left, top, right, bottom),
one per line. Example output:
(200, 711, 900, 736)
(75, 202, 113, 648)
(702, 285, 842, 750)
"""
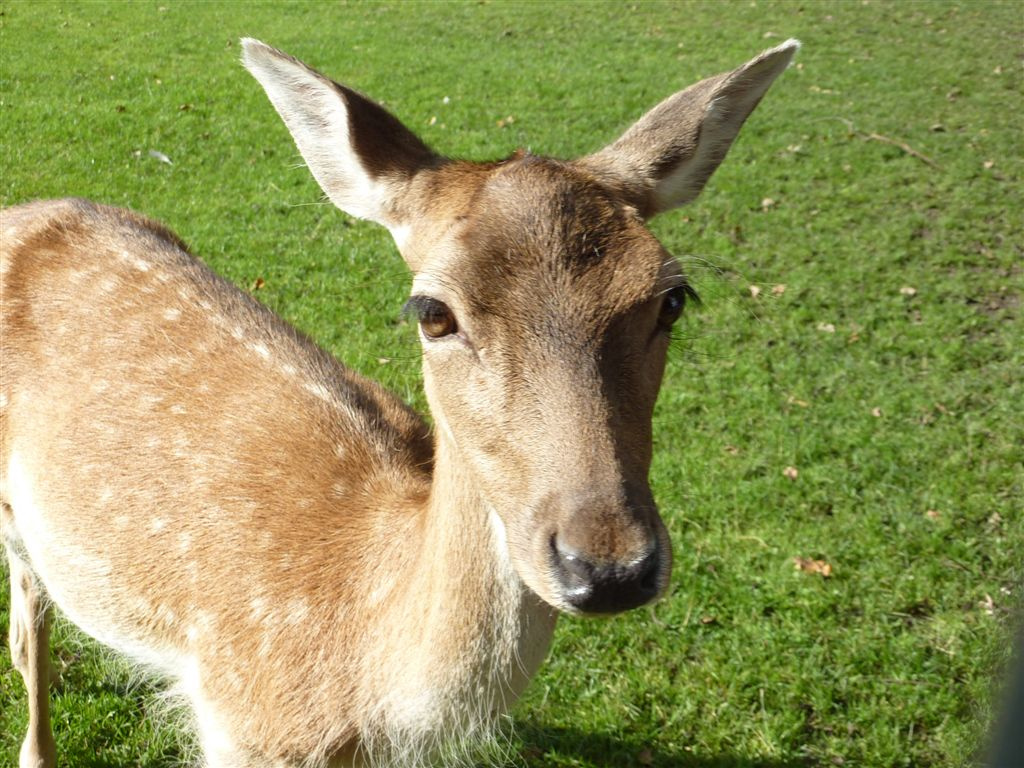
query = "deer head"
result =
(242, 38, 798, 615)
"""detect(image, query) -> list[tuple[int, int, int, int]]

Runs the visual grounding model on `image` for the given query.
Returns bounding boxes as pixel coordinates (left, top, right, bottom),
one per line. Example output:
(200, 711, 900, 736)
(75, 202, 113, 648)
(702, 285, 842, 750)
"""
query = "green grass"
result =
(1, 1, 1021, 766)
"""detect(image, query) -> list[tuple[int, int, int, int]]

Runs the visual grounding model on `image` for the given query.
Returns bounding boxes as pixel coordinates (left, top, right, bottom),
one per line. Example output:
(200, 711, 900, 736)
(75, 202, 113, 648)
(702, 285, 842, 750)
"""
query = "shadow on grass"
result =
(45, 720, 807, 768)
(517, 723, 808, 768)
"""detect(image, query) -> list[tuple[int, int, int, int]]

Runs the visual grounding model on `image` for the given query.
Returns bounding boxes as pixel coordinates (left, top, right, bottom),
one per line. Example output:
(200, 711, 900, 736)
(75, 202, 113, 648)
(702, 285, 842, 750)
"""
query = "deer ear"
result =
(241, 38, 438, 232)
(578, 39, 799, 219)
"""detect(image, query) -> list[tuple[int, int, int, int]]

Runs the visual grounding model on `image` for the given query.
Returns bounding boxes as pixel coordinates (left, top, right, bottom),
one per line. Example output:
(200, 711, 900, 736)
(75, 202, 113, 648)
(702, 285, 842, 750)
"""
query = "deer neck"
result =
(368, 429, 556, 740)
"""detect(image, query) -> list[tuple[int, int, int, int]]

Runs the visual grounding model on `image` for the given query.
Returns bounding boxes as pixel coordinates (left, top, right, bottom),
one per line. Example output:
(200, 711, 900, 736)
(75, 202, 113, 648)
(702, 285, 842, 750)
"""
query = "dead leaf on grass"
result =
(900, 286, 917, 296)
(772, 283, 787, 296)
(783, 466, 799, 480)
(817, 322, 836, 333)
(250, 277, 265, 291)
(787, 395, 810, 408)
(980, 594, 996, 616)
(793, 556, 833, 577)
(871, 407, 883, 417)
(748, 284, 762, 299)
(925, 509, 941, 520)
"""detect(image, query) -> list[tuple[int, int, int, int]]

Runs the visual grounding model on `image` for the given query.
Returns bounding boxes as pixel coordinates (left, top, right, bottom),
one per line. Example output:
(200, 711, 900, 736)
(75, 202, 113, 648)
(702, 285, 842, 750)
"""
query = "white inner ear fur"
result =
(241, 39, 392, 226)
(654, 39, 799, 212)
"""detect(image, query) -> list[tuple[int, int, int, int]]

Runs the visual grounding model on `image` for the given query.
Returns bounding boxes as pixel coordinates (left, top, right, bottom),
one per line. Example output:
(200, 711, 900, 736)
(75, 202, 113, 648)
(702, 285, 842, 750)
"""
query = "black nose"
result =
(550, 537, 661, 614)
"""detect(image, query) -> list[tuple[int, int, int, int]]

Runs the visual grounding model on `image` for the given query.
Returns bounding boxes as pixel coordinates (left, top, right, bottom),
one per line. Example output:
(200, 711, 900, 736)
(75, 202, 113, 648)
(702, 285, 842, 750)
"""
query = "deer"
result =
(0, 37, 797, 768)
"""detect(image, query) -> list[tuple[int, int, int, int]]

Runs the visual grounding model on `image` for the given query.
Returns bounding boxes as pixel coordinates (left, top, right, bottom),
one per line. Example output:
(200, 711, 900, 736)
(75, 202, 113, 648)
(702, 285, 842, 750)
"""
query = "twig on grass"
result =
(830, 117, 942, 170)
(863, 131, 941, 169)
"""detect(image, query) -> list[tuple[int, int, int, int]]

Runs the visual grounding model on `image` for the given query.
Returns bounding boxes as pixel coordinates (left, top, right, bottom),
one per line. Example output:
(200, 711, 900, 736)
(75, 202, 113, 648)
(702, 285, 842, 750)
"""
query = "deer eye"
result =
(657, 285, 693, 330)
(404, 296, 458, 339)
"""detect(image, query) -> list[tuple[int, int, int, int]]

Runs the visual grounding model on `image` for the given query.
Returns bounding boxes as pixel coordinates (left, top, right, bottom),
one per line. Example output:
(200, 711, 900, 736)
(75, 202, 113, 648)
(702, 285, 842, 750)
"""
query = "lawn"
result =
(1, 1, 1021, 766)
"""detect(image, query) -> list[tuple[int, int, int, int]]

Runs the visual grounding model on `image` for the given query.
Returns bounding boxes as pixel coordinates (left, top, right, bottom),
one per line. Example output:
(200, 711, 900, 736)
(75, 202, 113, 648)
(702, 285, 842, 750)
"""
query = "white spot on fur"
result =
(163, 307, 182, 321)
(368, 574, 397, 607)
(285, 597, 309, 625)
(170, 403, 186, 415)
(281, 363, 297, 377)
(113, 514, 131, 528)
(133, 596, 153, 615)
(303, 381, 332, 402)
(185, 624, 199, 643)
(226, 667, 245, 693)
(231, 326, 244, 341)
(151, 518, 168, 533)
(249, 596, 268, 621)
(141, 393, 165, 409)
(0, 392, 7, 408)
(249, 342, 271, 360)
(99, 277, 117, 293)
(258, 634, 273, 659)
(177, 532, 192, 553)
(156, 604, 177, 624)
(132, 258, 150, 272)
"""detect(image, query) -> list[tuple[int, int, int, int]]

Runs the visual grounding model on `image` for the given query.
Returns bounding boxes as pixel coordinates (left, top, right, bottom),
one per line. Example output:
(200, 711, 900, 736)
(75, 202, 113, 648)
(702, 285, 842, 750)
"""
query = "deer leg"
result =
(5, 528, 57, 768)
